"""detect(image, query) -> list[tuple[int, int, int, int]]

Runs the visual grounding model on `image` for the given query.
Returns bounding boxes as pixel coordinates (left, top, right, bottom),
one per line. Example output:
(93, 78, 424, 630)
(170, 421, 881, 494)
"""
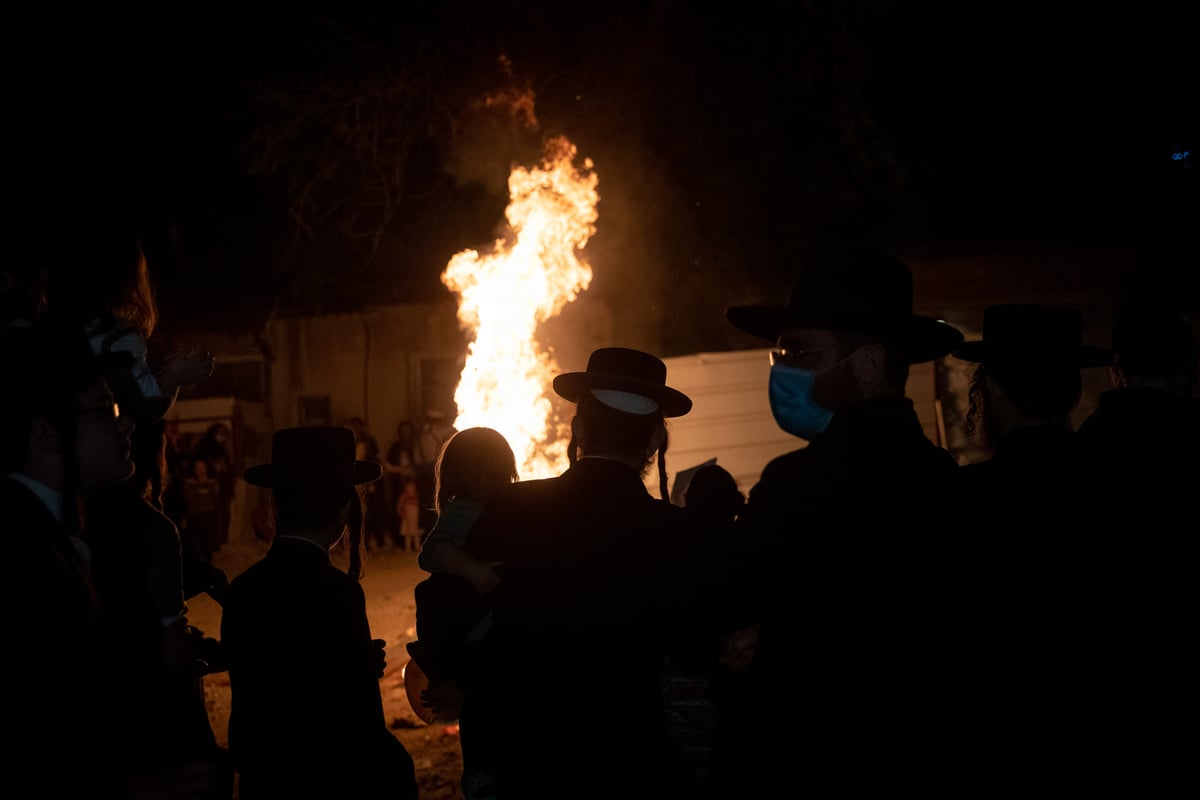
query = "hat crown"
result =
(725, 244, 964, 363)
(983, 304, 1084, 360)
(552, 346, 693, 417)
(245, 426, 381, 488)
(953, 303, 1113, 368)
(584, 347, 668, 385)
(785, 245, 914, 334)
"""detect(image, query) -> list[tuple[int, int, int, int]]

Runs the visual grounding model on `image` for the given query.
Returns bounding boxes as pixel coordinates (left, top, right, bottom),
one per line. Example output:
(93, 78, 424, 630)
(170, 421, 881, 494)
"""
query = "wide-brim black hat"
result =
(953, 304, 1113, 367)
(553, 347, 692, 417)
(725, 244, 964, 364)
(244, 426, 382, 488)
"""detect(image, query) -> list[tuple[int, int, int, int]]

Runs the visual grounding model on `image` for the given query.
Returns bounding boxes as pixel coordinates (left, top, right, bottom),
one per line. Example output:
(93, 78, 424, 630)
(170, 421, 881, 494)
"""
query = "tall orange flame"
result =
(442, 136, 599, 479)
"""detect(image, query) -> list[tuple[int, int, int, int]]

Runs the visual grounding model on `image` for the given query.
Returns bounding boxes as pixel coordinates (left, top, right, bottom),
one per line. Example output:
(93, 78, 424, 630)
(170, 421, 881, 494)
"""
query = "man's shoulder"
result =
(757, 445, 816, 480)
(0, 475, 30, 500)
(1, 476, 53, 523)
(226, 550, 354, 598)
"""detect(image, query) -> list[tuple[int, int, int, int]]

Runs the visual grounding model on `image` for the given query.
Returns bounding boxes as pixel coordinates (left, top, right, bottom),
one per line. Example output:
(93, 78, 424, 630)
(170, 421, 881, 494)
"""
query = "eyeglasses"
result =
(78, 401, 121, 421)
(769, 347, 831, 367)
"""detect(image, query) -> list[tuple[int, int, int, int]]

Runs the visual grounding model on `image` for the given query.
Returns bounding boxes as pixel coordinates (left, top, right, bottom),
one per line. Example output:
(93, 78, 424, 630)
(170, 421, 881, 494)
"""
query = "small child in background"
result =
(396, 477, 423, 552)
(407, 427, 518, 725)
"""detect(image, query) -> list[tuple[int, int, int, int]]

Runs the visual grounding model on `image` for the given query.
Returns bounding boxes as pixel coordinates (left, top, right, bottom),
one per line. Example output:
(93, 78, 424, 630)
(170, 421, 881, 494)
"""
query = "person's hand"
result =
(718, 623, 759, 672)
(129, 755, 232, 799)
(193, 632, 226, 675)
(372, 638, 388, 679)
(161, 618, 196, 671)
(166, 349, 216, 386)
(420, 676, 466, 723)
(466, 561, 503, 595)
(204, 567, 230, 606)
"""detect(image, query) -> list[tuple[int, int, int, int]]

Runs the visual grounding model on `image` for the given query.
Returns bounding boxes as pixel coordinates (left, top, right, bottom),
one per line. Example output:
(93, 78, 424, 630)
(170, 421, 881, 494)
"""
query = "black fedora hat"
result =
(954, 304, 1113, 368)
(553, 347, 693, 418)
(244, 426, 382, 488)
(725, 244, 964, 364)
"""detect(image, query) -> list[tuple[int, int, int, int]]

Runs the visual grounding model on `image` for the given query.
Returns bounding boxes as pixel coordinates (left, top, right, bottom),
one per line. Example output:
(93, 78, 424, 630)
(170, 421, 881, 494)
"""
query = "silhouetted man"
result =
(722, 244, 966, 794)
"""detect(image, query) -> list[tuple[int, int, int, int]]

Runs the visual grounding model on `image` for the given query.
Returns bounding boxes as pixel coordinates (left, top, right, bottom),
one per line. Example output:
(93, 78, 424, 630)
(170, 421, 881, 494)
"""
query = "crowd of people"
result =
(4, 213, 1196, 799)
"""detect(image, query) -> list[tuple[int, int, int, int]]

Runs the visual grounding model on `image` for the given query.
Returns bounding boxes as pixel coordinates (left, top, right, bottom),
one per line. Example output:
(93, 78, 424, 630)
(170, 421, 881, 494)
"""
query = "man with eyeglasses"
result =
(717, 243, 969, 795)
(1, 319, 136, 796)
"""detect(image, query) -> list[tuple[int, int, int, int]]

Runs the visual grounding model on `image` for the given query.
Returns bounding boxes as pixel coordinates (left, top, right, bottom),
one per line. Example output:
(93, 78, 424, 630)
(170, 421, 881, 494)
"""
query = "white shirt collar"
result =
(275, 534, 332, 556)
(6, 472, 63, 522)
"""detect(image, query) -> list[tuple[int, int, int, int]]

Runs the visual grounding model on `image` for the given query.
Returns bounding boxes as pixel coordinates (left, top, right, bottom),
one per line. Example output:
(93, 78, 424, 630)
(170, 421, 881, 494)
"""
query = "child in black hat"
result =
(221, 426, 419, 799)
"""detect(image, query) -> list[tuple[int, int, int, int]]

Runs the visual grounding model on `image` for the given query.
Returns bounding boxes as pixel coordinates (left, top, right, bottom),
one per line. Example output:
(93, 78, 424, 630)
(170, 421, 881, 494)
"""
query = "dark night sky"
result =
(5, 2, 1197, 352)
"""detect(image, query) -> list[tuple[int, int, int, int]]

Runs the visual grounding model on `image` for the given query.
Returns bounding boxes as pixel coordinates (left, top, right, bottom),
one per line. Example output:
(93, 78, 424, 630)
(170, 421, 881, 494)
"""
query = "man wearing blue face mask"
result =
(715, 243, 968, 796)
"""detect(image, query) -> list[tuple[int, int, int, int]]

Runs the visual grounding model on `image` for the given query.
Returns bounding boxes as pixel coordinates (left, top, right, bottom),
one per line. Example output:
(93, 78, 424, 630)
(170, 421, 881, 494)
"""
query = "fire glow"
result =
(442, 135, 599, 479)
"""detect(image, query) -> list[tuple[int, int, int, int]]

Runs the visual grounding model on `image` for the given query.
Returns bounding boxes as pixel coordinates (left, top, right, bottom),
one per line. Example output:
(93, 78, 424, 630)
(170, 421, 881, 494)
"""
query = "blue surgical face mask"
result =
(769, 362, 834, 440)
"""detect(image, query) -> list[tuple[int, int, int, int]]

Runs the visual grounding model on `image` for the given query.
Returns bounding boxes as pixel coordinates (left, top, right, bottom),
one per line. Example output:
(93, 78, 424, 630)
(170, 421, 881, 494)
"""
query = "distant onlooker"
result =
(182, 458, 222, 566)
(348, 416, 392, 549)
(192, 422, 235, 548)
(414, 408, 457, 533)
(383, 419, 419, 542)
(395, 476, 423, 552)
(161, 417, 190, 530)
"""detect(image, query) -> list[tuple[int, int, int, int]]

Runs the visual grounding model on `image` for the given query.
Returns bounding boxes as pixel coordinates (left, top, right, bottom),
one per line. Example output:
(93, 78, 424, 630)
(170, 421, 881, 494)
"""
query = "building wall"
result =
(262, 300, 466, 451)
(254, 294, 615, 468)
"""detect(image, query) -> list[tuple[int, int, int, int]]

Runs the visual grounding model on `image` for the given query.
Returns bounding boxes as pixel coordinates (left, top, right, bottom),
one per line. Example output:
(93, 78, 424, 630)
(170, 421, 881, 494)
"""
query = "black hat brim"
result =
(726, 305, 964, 364)
(953, 342, 1114, 368)
(243, 459, 382, 488)
(552, 373, 692, 417)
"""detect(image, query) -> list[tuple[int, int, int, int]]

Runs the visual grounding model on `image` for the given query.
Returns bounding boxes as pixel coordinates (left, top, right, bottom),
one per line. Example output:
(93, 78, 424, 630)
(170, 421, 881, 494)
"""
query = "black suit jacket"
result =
(460, 456, 710, 797)
(730, 396, 967, 792)
(220, 536, 416, 798)
(3, 476, 128, 796)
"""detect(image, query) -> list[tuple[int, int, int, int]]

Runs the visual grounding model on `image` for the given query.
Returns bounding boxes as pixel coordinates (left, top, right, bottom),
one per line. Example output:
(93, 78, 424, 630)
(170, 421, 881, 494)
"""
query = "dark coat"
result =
(726, 396, 967, 793)
(1077, 386, 1200, 520)
(220, 537, 417, 799)
(1074, 388, 1200, 788)
(951, 423, 1115, 790)
(85, 481, 226, 775)
(3, 476, 129, 797)
(460, 456, 713, 798)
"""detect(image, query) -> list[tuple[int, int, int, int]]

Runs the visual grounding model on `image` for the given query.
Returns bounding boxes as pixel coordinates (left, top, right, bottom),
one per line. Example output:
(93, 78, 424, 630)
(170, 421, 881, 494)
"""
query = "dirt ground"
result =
(187, 530, 467, 800)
